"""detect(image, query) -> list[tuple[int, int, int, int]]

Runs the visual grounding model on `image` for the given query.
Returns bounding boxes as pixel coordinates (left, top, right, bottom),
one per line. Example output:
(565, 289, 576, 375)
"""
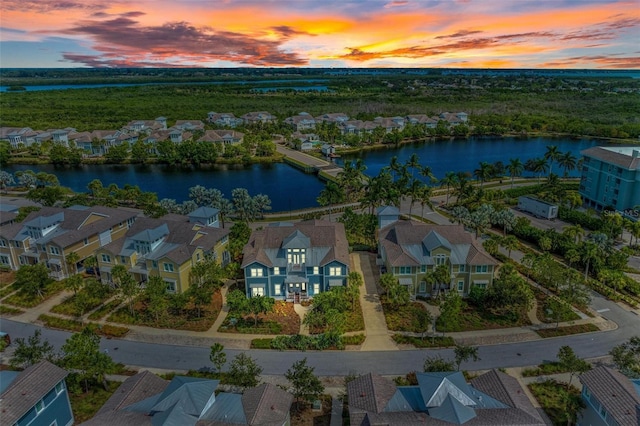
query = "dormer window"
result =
(435, 254, 447, 266)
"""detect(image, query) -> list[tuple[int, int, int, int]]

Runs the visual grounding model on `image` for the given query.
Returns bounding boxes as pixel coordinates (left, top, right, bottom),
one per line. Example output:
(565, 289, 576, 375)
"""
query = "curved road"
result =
(2, 290, 638, 375)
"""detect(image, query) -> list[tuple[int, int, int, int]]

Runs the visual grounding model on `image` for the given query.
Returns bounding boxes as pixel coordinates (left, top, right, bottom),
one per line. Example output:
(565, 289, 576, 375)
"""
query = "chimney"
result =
(632, 150, 639, 159)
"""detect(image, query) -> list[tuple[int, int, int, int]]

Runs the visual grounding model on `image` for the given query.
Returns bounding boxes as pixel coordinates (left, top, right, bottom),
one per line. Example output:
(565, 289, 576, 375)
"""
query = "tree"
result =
(15, 263, 53, 299)
(65, 251, 80, 276)
(83, 255, 98, 279)
(424, 264, 451, 298)
(61, 327, 115, 392)
(145, 276, 169, 324)
(209, 343, 227, 374)
(247, 295, 275, 326)
(507, 158, 523, 188)
(558, 151, 577, 177)
(439, 290, 463, 331)
(347, 271, 363, 311)
(0, 170, 15, 193)
(227, 352, 262, 389)
(610, 336, 640, 378)
(500, 235, 519, 260)
(557, 345, 591, 389)
(423, 355, 455, 372)
(453, 344, 481, 371)
(111, 265, 140, 316)
(379, 273, 410, 309)
(10, 329, 56, 369)
(285, 358, 325, 410)
(64, 273, 84, 296)
(544, 145, 561, 176)
(473, 161, 493, 186)
(317, 181, 345, 222)
(440, 172, 458, 205)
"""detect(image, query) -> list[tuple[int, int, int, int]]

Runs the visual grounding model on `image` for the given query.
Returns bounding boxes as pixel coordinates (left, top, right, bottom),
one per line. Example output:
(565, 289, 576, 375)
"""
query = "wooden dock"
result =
(276, 144, 343, 182)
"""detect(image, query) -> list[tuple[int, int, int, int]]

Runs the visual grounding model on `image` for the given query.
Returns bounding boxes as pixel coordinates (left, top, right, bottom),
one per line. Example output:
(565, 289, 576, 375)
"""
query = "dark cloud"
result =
(561, 30, 616, 41)
(2, 0, 109, 12)
(495, 31, 556, 40)
(270, 25, 315, 39)
(435, 30, 483, 39)
(542, 55, 640, 69)
(604, 16, 640, 30)
(60, 16, 308, 67)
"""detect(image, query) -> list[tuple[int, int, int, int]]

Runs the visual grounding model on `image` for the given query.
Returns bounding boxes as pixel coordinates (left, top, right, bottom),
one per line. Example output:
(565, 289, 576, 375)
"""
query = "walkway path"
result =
(351, 252, 398, 351)
(276, 144, 343, 180)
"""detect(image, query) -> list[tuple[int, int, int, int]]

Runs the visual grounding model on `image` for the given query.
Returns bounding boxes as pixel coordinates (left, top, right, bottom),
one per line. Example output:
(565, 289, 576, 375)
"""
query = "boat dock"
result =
(276, 144, 343, 182)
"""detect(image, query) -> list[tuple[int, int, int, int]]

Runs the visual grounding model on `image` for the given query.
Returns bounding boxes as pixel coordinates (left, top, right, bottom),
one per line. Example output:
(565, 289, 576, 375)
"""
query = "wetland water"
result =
(6, 137, 609, 212)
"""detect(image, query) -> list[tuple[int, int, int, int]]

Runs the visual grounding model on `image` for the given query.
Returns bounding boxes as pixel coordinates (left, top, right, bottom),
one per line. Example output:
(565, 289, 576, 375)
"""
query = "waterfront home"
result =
(377, 207, 496, 298)
(241, 220, 350, 302)
(124, 118, 167, 134)
(0, 360, 74, 426)
(315, 112, 350, 124)
(347, 370, 545, 425)
(198, 129, 244, 148)
(284, 112, 316, 131)
(440, 112, 469, 126)
(0, 127, 38, 148)
(174, 120, 205, 131)
(0, 205, 138, 279)
(406, 114, 438, 129)
(579, 366, 640, 426)
(339, 120, 378, 136)
(80, 372, 293, 426)
(0, 204, 20, 227)
(241, 111, 277, 125)
(373, 116, 405, 133)
(579, 146, 640, 214)
(291, 132, 320, 151)
(95, 207, 230, 293)
(207, 112, 243, 128)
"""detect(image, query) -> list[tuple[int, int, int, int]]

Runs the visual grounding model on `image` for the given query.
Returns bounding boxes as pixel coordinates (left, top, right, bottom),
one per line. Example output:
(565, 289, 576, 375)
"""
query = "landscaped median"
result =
(535, 323, 600, 338)
(250, 333, 365, 350)
(37, 314, 129, 338)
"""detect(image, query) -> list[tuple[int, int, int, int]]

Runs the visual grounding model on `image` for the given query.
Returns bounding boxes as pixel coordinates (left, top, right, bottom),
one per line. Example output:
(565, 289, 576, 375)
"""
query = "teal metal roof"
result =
(429, 394, 477, 424)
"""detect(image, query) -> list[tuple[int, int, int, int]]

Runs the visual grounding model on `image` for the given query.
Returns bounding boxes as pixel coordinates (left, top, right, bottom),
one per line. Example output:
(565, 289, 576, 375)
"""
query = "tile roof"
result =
(242, 383, 294, 426)
(580, 366, 640, 426)
(0, 361, 69, 425)
(96, 370, 169, 415)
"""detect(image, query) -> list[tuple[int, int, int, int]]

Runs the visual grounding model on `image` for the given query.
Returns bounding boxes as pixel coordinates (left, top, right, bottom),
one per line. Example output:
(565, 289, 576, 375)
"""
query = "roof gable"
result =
(282, 230, 310, 249)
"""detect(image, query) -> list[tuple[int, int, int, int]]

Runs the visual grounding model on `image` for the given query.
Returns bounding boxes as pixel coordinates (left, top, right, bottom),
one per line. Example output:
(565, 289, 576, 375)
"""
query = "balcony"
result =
(286, 291, 309, 303)
(287, 262, 305, 273)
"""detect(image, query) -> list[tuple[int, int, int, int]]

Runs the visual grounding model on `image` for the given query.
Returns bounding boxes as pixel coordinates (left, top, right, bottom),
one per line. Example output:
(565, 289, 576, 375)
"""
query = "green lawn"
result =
(68, 381, 120, 424)
(528, 380, 583, 426)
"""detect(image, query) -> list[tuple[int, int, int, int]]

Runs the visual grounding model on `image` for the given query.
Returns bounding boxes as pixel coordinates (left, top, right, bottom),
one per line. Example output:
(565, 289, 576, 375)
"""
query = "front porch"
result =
(286, 290, 309, 303)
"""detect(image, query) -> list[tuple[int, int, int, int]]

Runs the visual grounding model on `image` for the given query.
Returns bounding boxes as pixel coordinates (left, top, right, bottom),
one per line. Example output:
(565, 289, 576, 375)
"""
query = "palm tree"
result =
(440, 171, 458, 205)
(406, 153, 420, 179)
(317, 181, 345, 222)
(563, 224, 585, 244)
(388, 156, 401, 181)
(418, 185, 434, 218)
(419, 164, 437, 184)
(526, 158, 549, 183)
(501, 235, 519, 260)
(544, 145, 561, 176)
(473, 162, 493, 187)
(558, 152, 577, 177)
(406, 179, 423, 217)
(507, 158, 524, 188)
(65, 251, 80, 277)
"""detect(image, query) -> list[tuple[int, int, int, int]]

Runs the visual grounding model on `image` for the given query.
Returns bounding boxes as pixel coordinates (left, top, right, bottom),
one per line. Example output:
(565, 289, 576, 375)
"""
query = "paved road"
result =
(2, 291, 637, 375)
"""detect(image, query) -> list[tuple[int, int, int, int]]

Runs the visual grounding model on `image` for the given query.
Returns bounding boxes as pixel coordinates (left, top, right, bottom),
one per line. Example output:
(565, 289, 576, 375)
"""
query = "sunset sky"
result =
(1, 0, 639, 69)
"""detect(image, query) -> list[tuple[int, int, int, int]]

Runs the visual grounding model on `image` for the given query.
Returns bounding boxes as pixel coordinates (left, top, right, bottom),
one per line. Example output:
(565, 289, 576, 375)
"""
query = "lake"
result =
(5, 137, 611, 212)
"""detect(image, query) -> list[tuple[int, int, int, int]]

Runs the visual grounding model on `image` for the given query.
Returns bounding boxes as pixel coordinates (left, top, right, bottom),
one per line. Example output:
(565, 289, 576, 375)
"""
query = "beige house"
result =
(0, 206, 138, 279)
(95, 207, 230, 293)
(377, 206, 496, 298)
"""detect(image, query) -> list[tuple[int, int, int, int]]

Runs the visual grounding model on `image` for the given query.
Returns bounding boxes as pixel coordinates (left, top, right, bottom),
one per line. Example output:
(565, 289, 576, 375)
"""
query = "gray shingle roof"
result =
(580, 366, 640, 426)
(0, 360, 68, 425)
(582, 146, 640, 170)
(242, 220, 349, 269)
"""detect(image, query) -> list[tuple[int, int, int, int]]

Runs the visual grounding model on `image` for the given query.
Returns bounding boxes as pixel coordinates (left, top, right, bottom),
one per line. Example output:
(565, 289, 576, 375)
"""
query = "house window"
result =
(457, 281, 464, 291)
(459, 264, 465, 272)
(35, 400, 45, 414)
(163, 263, 174, 272)
(474, 282, 487, 289)
(165, 281, 176, 293)
(251, 287, 265, 297)
(250, 268, 263, 277)
(50, 246, 60, 255)
(435, 255, 447, 265)
(313, 283, 320, 294)
(0, 255, 9, 265)
(329, 267, 341, 276)
(313, 266, 319, 275)
(419, 281, 427, 293)
(399, 266, 411, 274)
(420, 265, 426, 273)
(475, 265, 488, 273)
(55, 382, 64, 395)
(83, 237, 89, 245)
(19, 256, 26, 265)
(101, 254, 111, 263)
(13, 240, 22, 248)
(196, 253, 201, 261)
(152, 260, 158, 268)
(273, 267, 280, 275)
(120, 256, 127, 264)
(0, 239, 6, 247)
(301, 282, 307, 291)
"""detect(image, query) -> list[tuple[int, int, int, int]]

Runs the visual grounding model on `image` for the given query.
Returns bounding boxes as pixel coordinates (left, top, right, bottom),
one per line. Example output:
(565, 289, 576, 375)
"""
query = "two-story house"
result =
(284, 112, 316, 132)
(207, 112, 243, 128)
(0, 206, 138, 279)
(579, 366, 640, 426)
(0, 360, 74, 426)
(197, 130, 244, 151)
(96, 207, 230, 293)
(241, 111, 277, 126)
(241, 220, 350, 302)
(377, 207, 496, 298)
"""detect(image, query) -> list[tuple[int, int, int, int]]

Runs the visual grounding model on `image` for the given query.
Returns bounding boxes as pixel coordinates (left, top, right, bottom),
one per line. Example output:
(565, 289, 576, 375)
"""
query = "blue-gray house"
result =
(241, 220, 350, 302)
(0, 360, 74, 426)
(578, 366, 640, 426)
